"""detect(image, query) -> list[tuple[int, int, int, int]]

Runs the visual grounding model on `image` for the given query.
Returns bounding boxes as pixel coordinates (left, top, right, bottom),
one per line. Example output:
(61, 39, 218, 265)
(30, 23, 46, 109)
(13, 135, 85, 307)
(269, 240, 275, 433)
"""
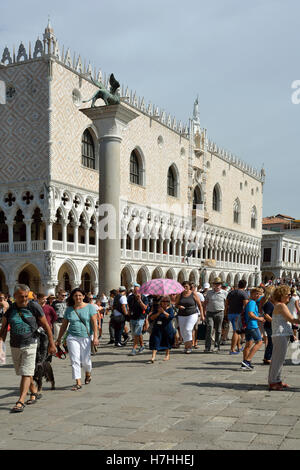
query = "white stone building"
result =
(262, 230, 300, 283)
(0, 23, 264, 295)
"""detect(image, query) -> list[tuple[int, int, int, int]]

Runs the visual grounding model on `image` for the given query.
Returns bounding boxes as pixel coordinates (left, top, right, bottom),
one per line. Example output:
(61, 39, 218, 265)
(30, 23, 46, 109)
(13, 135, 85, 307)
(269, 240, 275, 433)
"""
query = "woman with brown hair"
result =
(176, 282, 204, 354)
(268, 285, 300, 391)
(148, 296, 175, 363)
(55, 288, 99, 390)
(259, 286, 275, 365)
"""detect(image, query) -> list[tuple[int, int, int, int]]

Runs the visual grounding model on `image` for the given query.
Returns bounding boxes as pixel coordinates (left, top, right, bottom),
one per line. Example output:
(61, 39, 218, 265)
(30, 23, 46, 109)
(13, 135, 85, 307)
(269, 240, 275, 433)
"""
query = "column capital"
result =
(80, 103, 139, 139)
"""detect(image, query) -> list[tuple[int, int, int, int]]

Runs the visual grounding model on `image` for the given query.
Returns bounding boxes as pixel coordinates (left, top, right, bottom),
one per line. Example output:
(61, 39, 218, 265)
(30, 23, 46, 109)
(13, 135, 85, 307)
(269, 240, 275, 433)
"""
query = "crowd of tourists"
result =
(0, 277, 299, 413)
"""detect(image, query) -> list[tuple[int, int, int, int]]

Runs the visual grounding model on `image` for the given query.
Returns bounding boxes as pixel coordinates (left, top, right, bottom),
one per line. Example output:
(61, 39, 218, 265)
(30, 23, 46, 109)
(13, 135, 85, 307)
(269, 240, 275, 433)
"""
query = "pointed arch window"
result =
(233, 198, 241, 224)
(193, 185, 203, 210)
(82, 129, 95, 169)
(251, 206, 257, 229)
(167, 165, 179, 197)
(212, 184, 221, 212)
(130, 150, 140, 184)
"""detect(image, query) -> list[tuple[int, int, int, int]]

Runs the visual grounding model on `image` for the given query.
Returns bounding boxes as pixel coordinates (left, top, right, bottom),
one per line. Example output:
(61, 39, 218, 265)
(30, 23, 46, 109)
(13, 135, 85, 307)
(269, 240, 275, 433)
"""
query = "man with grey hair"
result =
(0, 284, 56, 412)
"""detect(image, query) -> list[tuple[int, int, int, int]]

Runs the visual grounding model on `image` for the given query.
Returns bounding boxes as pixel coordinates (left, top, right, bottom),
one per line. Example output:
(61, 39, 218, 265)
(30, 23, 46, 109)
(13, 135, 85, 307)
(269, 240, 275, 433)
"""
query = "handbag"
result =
(197, 321, 207, 340)
(74, 309, 98, 354)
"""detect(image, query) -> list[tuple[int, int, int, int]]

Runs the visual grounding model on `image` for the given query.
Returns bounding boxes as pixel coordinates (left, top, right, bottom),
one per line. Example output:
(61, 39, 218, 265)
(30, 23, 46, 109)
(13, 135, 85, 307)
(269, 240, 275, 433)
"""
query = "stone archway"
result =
(226, 273, 234, 287)
(165, 268, 176, 280)
(17, 263, 41, 293)
(120, 265, 134, 291)
(177, 269, 187, 284)
(152, 267, 163, 280)
(57, 260, 79, 293)
(234, 273, 241, 287)
(136, 266, 150, 286)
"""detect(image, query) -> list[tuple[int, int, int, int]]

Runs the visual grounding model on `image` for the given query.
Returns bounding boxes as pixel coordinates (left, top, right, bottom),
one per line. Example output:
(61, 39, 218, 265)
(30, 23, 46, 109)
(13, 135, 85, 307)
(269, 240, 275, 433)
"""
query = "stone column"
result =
(62, 221, 67, 253)
(73, 222, 79, 253)
(80, 104, 138, 293)
(7, 222, 14, 253)
(24, 218, 32, 252)
(44, 217, 54, 252)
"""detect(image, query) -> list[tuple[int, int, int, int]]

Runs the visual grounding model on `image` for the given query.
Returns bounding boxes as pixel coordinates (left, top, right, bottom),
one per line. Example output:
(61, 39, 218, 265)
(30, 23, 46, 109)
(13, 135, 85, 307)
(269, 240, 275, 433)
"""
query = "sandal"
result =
(26, 393, 42, 405)
(11, 401, 25, 413)
(85, 375, 92, 385)
(71, 384, 82, 391)
(268, 383, 284, 391)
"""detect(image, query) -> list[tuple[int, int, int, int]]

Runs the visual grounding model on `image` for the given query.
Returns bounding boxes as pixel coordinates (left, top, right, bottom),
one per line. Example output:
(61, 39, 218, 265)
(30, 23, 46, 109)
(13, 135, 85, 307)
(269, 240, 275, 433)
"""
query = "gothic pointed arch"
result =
(212, 183, 222, 212)
(167, 164, 179, 197)
(129, 147, 145, 186)
(233, 198, 241, 224)
(81, 128, 96, 169)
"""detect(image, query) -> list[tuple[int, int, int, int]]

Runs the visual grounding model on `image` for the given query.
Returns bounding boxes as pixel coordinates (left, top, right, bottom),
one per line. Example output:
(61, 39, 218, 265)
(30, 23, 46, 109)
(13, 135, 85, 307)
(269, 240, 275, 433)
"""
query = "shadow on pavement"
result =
(183, 381, 300, 392)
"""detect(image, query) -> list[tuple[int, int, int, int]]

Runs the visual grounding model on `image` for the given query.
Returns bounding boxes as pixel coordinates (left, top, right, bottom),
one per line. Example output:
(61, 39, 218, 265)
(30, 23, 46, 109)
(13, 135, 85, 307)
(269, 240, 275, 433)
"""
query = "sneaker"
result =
(229, 351, 240, 355)
(138, 346, 145, 354)
(122, 335, 129, 344)
(204, 349, 212, 353)
(107, 340, 115, 345)
(241, 360, 253, 370)
(129, 348, 137, 356)
(115, 343, 124, 347)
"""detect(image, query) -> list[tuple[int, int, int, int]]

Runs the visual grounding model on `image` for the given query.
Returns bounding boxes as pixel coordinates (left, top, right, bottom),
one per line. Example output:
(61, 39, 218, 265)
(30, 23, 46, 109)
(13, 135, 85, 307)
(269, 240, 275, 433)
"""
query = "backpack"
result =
(112, 294, 123, 313)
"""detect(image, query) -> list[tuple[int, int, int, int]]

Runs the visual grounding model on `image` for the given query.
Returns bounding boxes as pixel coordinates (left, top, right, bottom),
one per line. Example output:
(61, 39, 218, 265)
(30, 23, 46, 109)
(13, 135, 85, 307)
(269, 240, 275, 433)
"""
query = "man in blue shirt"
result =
(241, 288, 265, 370)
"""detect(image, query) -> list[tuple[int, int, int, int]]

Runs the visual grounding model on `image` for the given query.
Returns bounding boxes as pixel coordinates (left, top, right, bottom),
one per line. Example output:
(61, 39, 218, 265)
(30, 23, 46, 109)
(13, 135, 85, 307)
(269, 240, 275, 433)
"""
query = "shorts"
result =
(130, 319, 145, 336)
(245, 328, 262, 343)
(228, 313, 241, 332)
(11, 343, 37, 376)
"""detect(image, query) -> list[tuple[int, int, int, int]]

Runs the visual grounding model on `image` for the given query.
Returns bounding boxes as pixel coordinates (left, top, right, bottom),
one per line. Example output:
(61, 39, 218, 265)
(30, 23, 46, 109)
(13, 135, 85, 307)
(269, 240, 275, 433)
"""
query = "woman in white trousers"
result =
(56, 288, 98, 390)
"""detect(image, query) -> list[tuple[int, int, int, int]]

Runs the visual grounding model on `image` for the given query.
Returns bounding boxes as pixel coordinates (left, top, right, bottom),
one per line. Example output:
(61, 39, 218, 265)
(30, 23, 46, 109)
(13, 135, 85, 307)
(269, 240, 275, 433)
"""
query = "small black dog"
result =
(33, 330, 55, 392)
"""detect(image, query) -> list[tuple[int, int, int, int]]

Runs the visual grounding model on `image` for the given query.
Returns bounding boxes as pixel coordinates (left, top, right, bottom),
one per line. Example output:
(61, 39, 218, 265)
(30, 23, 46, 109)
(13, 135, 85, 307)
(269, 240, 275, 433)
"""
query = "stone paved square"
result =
(1, 318, 300, 450)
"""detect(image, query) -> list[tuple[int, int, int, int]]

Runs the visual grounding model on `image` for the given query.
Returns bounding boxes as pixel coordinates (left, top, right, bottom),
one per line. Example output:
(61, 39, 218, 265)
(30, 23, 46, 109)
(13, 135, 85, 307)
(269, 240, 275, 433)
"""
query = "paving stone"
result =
(279, 438, 300, 450)
(229, 423, 291, 437)
(219, 431, 257, 443)
(1, 322, 300, 450)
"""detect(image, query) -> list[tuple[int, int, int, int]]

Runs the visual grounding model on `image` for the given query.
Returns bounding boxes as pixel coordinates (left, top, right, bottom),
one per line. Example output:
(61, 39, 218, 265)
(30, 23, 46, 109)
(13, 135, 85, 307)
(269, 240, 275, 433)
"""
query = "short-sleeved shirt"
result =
(244, 300, 259, 329)
(128, 294, 149, 320)
(227, 289, 249, 314)
(113, 295, 128, 318)
(4, 301, 45, 348)
(64, 304, 97, 338)
(205, 289, 227, 312)
(262, 300, 274, 329)
(42, 304, 58, 327)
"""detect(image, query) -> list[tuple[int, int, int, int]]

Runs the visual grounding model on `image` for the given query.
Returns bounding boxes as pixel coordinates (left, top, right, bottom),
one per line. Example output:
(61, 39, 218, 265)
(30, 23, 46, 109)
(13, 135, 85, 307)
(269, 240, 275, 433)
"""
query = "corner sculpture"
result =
(83, 73, 120, 107)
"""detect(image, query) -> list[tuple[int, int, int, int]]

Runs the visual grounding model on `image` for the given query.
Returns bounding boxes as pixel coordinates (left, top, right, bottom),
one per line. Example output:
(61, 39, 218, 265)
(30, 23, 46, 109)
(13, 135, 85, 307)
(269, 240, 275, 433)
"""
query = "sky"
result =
(0, 0, 299, 217)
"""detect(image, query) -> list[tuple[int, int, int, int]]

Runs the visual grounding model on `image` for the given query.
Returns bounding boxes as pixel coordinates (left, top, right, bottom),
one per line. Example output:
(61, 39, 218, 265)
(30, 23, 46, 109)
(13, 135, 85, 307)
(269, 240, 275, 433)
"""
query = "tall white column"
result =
(62, 221, 67, 252)
(7, 222, 14, 253)
(80, 104, 138, 293)
(44, 218, 54, 251)
(24, 218, 32, 252)
(74, 222, 79, 253)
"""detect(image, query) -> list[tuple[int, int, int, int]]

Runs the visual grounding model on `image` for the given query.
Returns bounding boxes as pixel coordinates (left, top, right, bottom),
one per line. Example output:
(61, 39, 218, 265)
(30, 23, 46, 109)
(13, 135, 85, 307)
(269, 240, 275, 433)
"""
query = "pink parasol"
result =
(139, 278, 184, 296)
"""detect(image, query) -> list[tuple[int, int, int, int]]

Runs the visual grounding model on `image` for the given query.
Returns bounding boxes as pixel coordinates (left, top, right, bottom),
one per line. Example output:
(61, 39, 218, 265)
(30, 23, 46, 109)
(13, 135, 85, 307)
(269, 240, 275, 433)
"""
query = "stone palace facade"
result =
(0, 23, 265, 295)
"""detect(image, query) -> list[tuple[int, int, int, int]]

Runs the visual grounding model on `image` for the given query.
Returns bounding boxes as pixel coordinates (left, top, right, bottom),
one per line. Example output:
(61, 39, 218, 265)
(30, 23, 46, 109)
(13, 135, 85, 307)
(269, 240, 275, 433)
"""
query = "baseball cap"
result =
(119, 286, 126, 292)
(133, 283, 140, 287)
(204, 283, 210, 289)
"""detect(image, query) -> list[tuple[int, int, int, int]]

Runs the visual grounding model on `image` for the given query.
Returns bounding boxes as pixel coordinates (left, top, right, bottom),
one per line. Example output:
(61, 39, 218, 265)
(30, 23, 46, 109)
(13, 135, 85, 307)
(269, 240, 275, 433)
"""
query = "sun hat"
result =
(213, 277, 222, 284)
